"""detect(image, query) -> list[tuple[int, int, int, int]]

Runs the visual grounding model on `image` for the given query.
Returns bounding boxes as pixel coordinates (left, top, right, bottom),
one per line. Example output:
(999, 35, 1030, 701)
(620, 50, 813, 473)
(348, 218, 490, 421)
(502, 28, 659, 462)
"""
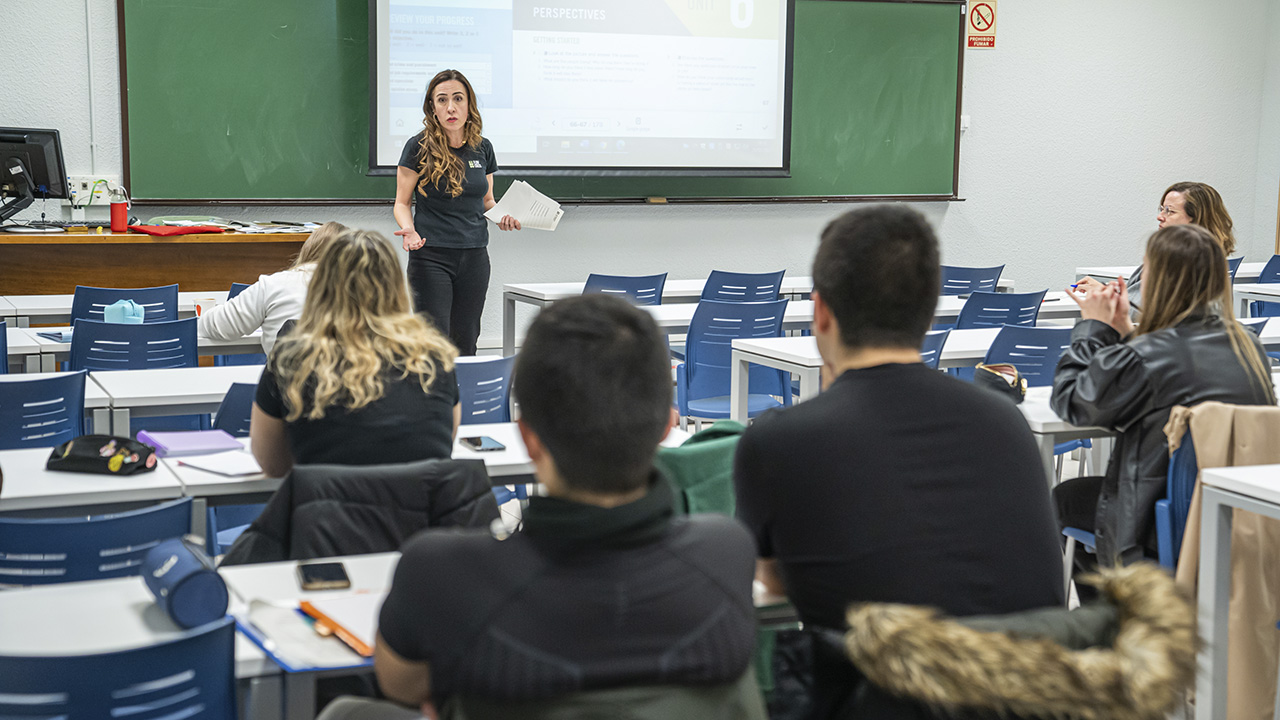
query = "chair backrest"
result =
(1159, 432, 1198, 567)
(70, 318, 198, 371)
(213, 382, 256, 437)
(920, 329, 950, 370)
(981, 325, 1072, 387)
(583, 273, 668, 306)
(940, 265, 1005, 295)
(1228, 255, 1244, 281)
(228, 282, 252, 300)
(954, 290, 1047, 330)
(0, 498, 192, 584)
(1258, 254, 1280, 283)
(0, 371, 87, 450)
(70, 284, 179, 324)
(1239, 317, 1267, 336)
(686, 299, 790, 401)
(0, 615, 236, 719)
(455, 355, 515, 424)
(701, 270, 786, 302)
(0, 319, 6, 375)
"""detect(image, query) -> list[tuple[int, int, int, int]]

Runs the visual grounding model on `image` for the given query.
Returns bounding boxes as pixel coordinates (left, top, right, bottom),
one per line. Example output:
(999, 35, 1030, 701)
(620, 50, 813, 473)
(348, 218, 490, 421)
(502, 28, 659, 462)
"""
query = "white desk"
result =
(88, 364, 265, 435)
(29, 326, 263, 372)
(1195, 465, 1280, 720)
(1232, 283, 1280, 318)
(6, 326, 43, 372)
(0, 296, 14, 321)
(1078, 262, 1266, 285)
(0, 445, 185, 512)
(1, 291, 229, 327)
(501, 277, 1021, 354)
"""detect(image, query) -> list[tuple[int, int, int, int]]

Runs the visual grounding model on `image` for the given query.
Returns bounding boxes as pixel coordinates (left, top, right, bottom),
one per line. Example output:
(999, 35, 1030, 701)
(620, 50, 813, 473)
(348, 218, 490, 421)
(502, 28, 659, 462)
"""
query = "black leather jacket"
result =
(1052, 315, 1274, 564)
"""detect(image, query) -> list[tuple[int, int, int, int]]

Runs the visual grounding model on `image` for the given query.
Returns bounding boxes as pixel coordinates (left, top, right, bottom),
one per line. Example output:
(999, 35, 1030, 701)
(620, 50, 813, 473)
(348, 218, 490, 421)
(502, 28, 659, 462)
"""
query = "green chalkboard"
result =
(120, 0, 962, 202)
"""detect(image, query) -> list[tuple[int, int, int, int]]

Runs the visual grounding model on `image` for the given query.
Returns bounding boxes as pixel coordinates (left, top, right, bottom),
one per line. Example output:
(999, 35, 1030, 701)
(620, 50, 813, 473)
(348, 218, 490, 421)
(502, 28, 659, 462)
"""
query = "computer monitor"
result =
(0, 128, 67, 224)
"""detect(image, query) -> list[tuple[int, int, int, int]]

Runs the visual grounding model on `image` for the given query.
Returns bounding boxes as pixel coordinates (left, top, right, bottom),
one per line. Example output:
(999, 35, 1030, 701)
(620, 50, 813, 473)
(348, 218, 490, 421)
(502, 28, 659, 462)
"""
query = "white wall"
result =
(3, 0, 1278, 349)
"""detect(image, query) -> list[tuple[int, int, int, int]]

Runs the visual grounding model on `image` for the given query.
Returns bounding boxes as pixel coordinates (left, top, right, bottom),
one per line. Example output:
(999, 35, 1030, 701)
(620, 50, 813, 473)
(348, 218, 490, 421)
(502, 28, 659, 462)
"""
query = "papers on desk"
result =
(485, 180, 563, 231)
(299, 594, 381, 657)
(234, 600, 372, 672)
(177, 450, 262, 477)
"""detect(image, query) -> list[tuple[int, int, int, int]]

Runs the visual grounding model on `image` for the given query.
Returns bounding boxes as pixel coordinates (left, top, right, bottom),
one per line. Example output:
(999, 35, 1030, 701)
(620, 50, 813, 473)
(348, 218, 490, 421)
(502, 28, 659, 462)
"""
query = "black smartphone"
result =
(460, 436, 506, 452)
(297, 561, 351, 591)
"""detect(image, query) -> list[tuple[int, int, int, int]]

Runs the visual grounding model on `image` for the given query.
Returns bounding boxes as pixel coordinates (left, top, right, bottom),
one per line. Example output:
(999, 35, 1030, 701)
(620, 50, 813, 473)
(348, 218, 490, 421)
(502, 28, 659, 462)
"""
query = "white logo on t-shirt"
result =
(469, 160, 483, 169)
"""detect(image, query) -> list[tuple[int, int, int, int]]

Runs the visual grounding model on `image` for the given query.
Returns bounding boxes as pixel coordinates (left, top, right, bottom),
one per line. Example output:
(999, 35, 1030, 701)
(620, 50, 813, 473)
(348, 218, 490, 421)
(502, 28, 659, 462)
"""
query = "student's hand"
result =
(1072, 277, 1105, 295)
(1066, 280, 1130, 334)
(395, 227, 425, 251)
(498, 215, 521, 231)
(421, 701, 440, 720)
(1108, 277, 1135, 336)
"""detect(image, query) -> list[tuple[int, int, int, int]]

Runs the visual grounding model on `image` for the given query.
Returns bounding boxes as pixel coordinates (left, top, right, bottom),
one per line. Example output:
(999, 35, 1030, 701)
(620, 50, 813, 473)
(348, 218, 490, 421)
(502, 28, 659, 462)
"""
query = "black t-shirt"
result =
(734, 362, 1064, 630)
(398, 133, 497, 249)
(255, 363, 457, 465)
(378, 475, 758, 703)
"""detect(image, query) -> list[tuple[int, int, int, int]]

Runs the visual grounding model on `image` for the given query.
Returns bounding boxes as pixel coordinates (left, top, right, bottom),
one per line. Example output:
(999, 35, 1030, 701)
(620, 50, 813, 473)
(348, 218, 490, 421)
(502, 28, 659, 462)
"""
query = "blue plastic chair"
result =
(70, 284, 179, 324)
(702, 270, 786, 302)
(205, 503, 265, 556)
(1240, 317, 1268, 336)
(214, 283, 268, 367)
(941, 265, 1005, 295)
(1228, 255, 1244, 281)
(0, 615, 236, 719)
(1155, 431, 1198, 569)
(0, 319, 6, 374)
(0, 371, 87, 450)
(676, 299, 792, 422)
(0, 498, 192, 584)
(212, 382, 256, 437)
(1249, 255, 1280, 317)
(456, 356, 515, 425)
(954, 290, 1047, 330)
(920, 329, 950, 370)
(70, 317, 198, 371)
(982, 325, 1072, 387)
(583, 273, 667, 306)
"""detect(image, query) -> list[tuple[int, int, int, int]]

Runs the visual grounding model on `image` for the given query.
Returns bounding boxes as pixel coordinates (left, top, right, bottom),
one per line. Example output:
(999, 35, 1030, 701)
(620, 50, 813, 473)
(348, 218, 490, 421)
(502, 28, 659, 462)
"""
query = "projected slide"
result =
(373, 0, 791, 174)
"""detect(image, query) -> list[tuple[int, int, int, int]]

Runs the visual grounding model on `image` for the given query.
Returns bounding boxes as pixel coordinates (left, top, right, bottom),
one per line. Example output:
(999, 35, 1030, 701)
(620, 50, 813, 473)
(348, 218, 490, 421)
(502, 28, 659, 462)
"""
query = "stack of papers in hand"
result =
(485, 180, 564, 231)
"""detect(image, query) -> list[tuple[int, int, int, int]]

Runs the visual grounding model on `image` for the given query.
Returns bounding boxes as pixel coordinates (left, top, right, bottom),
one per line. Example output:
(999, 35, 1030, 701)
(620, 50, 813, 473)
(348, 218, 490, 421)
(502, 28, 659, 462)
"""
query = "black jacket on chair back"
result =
(1052, 314, 1273, 564)
(220, 458, 501, 565)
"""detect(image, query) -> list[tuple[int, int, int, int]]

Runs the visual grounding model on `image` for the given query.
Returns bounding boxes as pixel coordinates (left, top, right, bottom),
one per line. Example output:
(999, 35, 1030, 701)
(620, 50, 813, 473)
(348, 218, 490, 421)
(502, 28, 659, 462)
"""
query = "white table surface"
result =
(2, 291, 230, 323)
(0, 445, 185, 511)
(1200, 463, 1280, 505)
(730, 329, 1002, 371)
(0, 368, 112, 407)
(503, 275, 1015, 302)
(6, 326, 40, 355)
(90, 364, 264, 413)
(0, 297, 15, 319)
(1078, 262, 1265, 284)
(30, 325, 264, 357)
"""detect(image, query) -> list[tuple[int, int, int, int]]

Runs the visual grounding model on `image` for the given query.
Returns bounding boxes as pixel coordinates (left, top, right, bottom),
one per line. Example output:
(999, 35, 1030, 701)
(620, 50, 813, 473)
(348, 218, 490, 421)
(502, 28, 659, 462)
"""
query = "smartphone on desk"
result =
(460, 436, 506, 452)
(297, 561, 351, 591)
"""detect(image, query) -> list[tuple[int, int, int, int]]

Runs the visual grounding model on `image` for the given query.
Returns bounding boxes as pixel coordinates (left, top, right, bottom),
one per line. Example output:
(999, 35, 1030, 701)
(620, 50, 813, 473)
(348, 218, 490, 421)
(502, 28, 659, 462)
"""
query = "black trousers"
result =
(406, 245, 490, 356)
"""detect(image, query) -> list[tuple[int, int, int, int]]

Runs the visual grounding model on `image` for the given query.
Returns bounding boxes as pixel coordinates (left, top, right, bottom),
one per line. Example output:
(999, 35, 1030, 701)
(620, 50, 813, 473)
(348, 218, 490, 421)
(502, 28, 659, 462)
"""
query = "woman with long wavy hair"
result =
(250, 228, 461, 478)
(392, 69, 521, 356)
(1052, 224, 1273, 570)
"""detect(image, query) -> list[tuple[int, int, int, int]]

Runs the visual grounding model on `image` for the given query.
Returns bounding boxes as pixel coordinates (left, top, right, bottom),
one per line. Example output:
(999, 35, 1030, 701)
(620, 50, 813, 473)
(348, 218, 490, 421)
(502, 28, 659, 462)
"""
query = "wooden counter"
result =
(0, 232, 306, 293)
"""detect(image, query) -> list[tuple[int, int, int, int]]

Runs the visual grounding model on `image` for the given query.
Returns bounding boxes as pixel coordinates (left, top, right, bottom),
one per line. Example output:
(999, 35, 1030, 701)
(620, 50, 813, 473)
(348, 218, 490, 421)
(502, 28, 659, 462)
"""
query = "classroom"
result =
(2, 1, 1280, 719)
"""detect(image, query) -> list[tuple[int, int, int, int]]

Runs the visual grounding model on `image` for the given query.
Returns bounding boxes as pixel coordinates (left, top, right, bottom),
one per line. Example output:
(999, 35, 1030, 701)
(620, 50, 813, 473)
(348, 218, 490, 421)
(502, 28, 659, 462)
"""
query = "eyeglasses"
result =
(1157, 205, 1180, 216)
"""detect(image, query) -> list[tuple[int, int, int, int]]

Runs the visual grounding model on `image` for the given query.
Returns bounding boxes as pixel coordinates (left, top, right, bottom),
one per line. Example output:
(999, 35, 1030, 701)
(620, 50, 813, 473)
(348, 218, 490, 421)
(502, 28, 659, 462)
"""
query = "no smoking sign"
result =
(967, 1, 997, 49)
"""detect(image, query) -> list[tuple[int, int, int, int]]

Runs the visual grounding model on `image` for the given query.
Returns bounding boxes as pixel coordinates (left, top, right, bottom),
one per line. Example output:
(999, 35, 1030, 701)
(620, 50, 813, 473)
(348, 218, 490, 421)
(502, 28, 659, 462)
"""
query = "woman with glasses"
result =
(1078, 181, 1236, 319)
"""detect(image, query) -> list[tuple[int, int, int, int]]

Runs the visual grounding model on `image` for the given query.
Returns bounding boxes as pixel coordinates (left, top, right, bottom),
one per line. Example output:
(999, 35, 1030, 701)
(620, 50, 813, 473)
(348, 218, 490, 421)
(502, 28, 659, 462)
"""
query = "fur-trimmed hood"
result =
(842, 564, 1195, 720)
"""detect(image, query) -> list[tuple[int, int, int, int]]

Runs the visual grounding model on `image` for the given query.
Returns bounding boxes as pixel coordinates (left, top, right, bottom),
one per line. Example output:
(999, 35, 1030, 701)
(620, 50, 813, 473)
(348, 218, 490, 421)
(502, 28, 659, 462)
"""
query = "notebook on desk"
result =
(234, 600, 373, 673)
(36, 330, 73, 342)
(136, 430, 243, 458)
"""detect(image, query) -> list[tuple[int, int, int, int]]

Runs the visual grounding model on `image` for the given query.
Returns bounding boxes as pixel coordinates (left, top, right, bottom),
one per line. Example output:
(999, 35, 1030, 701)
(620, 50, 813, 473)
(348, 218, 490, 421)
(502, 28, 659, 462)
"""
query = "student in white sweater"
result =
(198, 222, 347, 355)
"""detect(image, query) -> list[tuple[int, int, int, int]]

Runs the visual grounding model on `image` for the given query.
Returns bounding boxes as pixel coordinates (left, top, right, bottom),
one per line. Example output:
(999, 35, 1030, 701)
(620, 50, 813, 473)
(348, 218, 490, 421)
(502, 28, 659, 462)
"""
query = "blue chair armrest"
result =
(1062, 527, 1096, 552)
(1155, 498, 1174, 569)
(675, 362, 689, 416)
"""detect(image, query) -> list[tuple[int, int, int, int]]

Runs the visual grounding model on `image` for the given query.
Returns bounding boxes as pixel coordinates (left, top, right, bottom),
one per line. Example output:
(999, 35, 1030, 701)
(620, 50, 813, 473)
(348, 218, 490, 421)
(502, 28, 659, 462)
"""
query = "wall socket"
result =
(66, 174, 122, 206)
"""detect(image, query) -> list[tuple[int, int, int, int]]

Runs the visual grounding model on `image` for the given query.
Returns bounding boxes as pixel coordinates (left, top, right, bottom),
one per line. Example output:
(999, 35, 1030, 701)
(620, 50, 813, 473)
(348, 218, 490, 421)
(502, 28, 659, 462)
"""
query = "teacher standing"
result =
(394, 69, 519, 356)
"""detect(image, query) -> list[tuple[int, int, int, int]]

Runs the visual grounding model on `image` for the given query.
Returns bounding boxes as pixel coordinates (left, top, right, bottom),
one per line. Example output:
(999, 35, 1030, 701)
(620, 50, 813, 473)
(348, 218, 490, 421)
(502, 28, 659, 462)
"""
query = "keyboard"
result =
(0, 220, 112, 233)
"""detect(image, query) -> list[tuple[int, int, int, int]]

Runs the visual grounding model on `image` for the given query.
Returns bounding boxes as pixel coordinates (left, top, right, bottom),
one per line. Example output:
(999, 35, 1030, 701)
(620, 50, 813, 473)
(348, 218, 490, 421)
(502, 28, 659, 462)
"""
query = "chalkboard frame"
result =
(116, 0, 967, 206)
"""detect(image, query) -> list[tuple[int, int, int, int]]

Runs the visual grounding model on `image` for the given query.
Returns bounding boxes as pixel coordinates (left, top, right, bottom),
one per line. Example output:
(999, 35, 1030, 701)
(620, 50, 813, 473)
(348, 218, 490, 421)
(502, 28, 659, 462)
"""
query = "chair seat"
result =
(686, 394, 785, 419)
(1062, 527, 1096, 551)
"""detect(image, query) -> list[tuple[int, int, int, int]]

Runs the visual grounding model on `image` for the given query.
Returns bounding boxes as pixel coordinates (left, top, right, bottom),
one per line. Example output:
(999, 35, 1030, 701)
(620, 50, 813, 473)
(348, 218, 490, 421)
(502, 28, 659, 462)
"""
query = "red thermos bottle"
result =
(110, 187, 128, 232)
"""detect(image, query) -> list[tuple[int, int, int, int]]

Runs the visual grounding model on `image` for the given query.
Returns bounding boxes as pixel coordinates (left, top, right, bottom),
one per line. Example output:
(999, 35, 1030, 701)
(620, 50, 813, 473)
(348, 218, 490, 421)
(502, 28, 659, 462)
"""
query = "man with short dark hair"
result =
(734, 205, 1064, 719)
(368, 294, 761, 718)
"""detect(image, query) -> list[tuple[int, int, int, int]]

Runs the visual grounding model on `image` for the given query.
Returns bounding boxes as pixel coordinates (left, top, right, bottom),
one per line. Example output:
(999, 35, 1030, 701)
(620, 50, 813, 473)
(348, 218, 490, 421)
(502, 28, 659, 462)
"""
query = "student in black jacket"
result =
(1053, 223, 1274, 566)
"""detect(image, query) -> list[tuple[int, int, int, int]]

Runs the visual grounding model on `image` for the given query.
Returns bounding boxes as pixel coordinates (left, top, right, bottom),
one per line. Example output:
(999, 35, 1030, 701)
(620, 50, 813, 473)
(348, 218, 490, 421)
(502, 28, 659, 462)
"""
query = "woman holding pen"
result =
(394, 69, 520, 356)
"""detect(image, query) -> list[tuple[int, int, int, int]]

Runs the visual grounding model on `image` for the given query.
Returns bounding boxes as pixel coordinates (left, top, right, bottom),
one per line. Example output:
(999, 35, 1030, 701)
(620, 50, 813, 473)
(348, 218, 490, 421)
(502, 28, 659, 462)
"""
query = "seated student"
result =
(733, 205, 1064, 720)
(197, 221, 347, 354)
(250, 228, 460, 478)
(1052, 223, 1273, 567)
(339, 295, 761, 719)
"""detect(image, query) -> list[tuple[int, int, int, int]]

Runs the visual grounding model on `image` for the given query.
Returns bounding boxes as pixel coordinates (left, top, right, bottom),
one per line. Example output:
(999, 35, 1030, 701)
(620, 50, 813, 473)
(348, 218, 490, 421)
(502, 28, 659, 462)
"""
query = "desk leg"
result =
(1195, 490, 1233, 720)
(284, 674, 316, 720)
(23, 354, 39, 373)
(1239, 294, 1250, 319)
(502, 293, 517, 356)
(240, 676, 284, 720)
(191, 497, 208, 540)
(92, 408, 113, 434)
(1034, 434, 1056, 489)
(40, 354, 56, 373)
(730, 351, 749, 423)
(112, 409, 130, 436)
(16, 316, 28, 328)
(797, 367, 821, 402)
